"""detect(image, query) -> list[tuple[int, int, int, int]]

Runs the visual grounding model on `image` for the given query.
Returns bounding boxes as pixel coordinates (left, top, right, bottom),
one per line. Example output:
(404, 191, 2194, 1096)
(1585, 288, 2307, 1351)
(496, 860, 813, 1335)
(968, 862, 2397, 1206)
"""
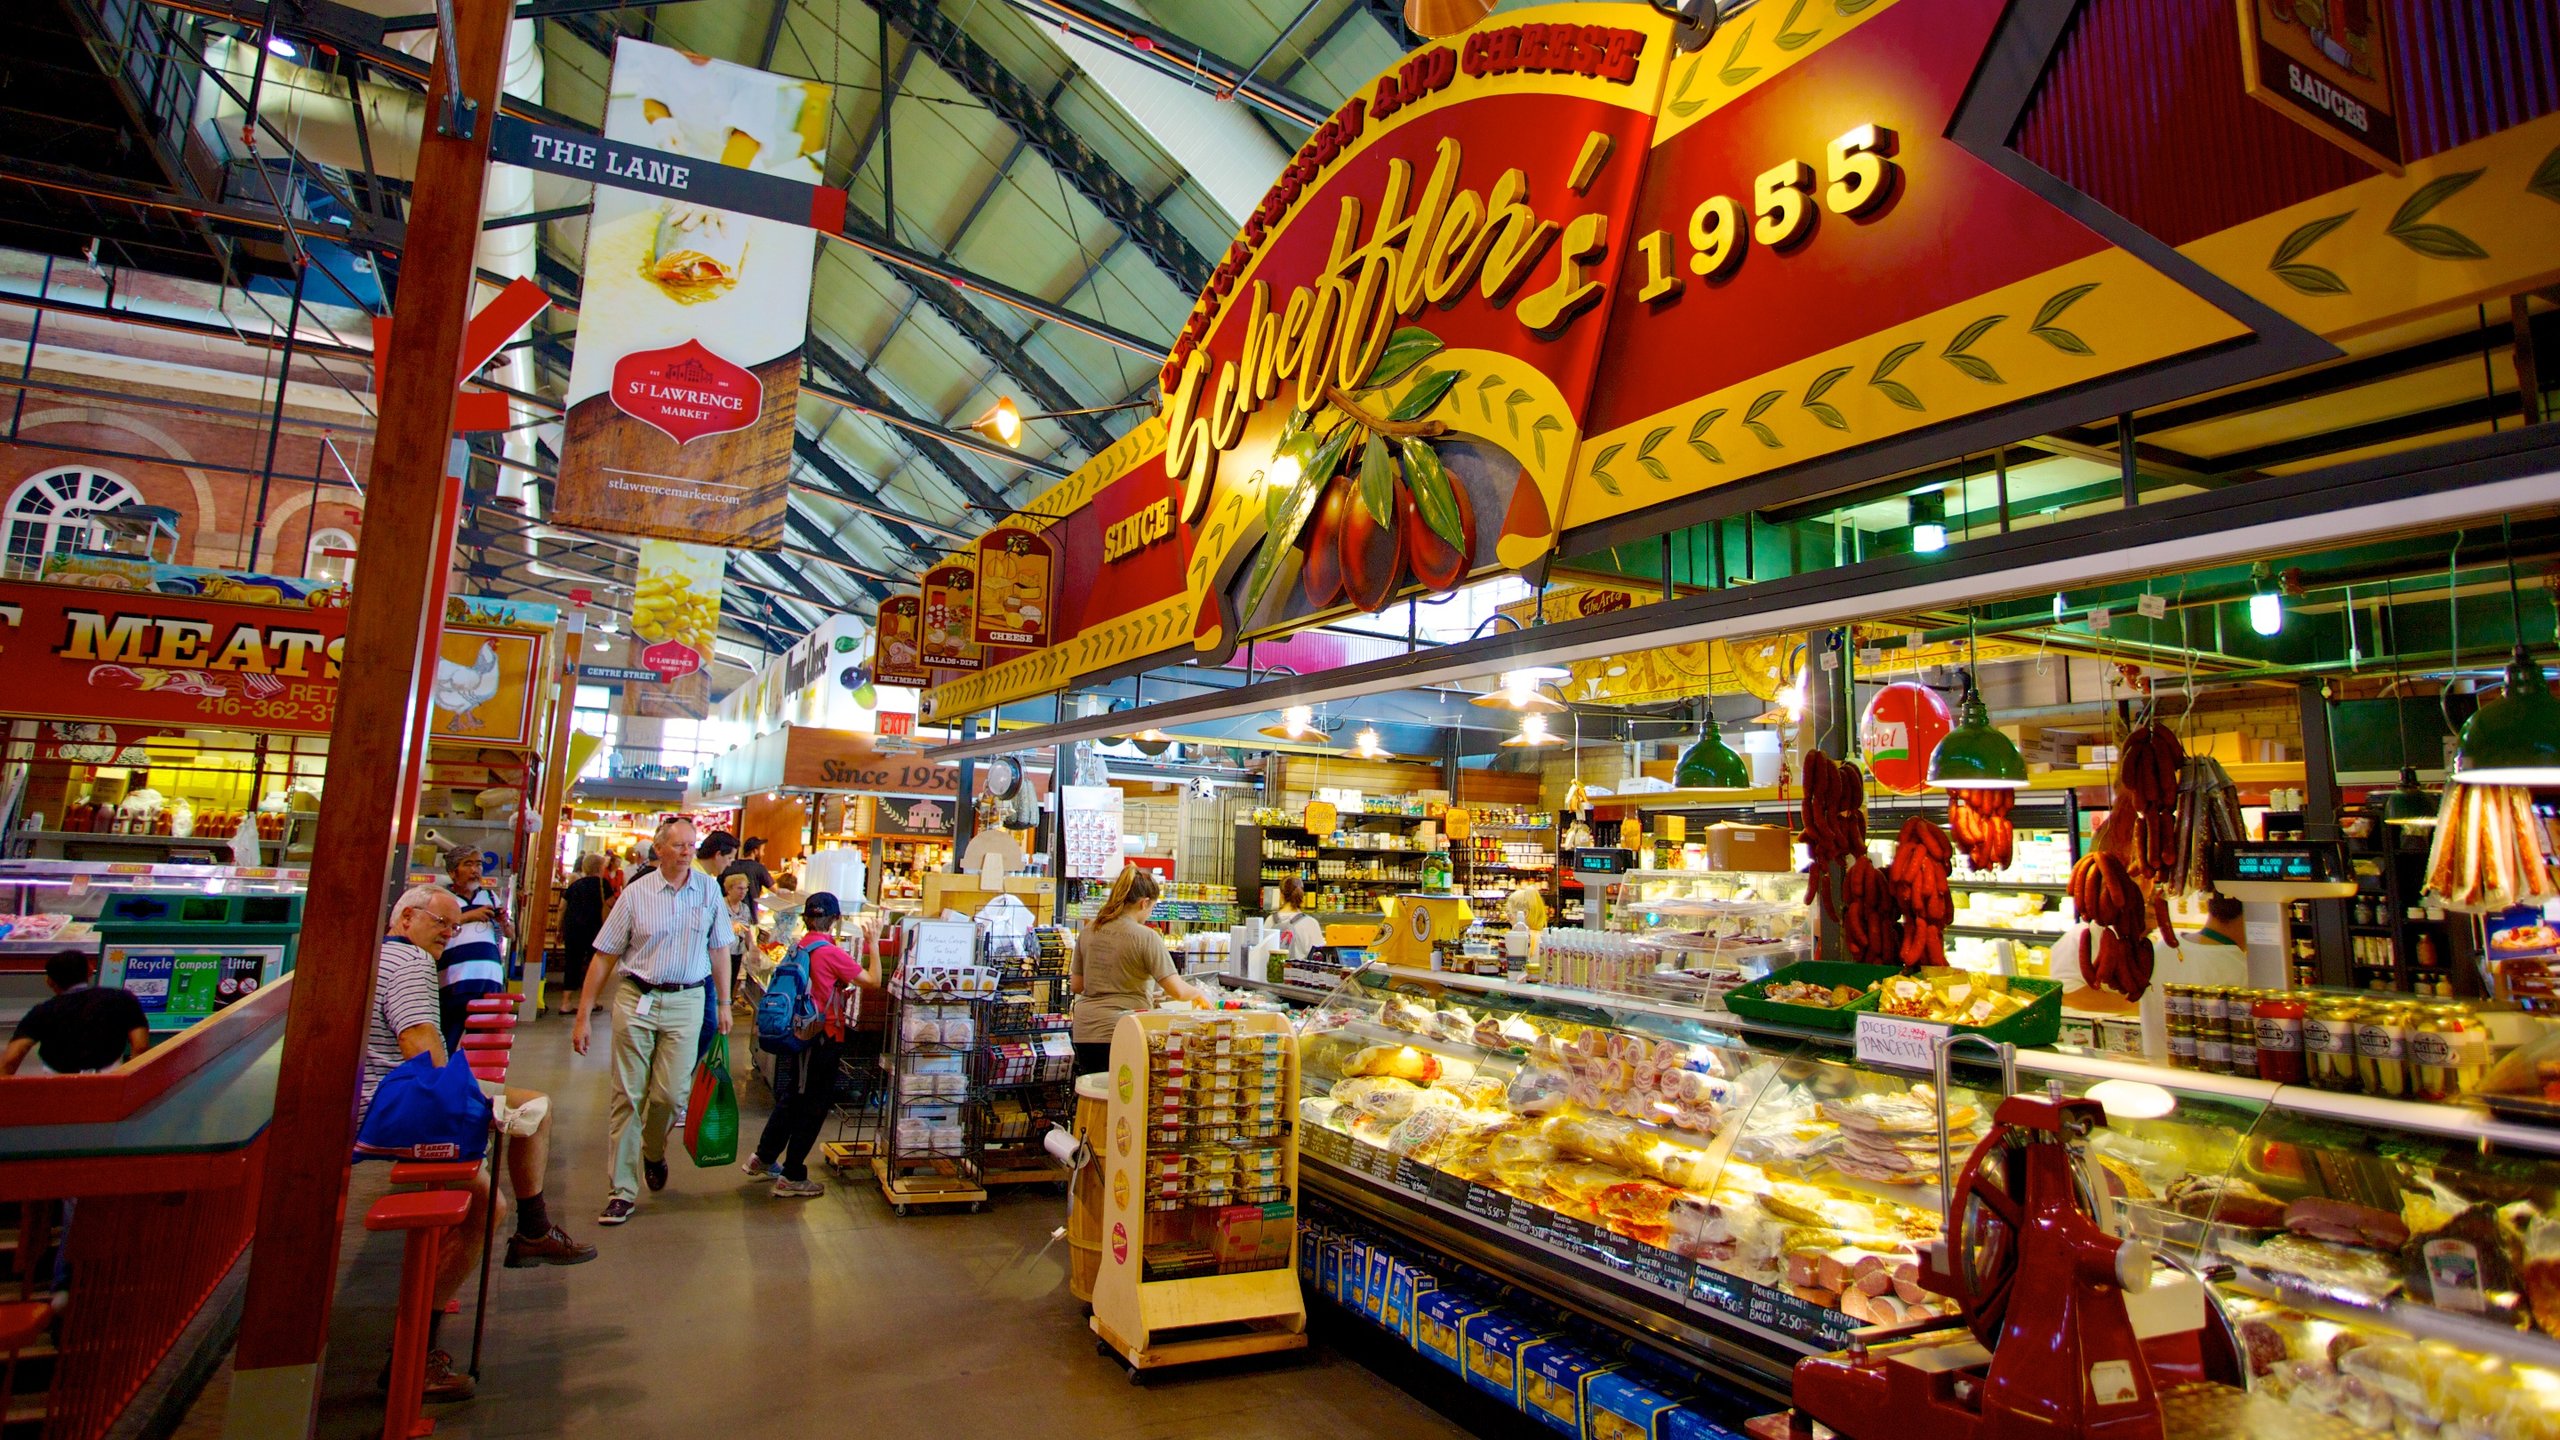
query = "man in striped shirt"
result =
(436, 846, 513, 1047)
(367, 885, 593, 1400)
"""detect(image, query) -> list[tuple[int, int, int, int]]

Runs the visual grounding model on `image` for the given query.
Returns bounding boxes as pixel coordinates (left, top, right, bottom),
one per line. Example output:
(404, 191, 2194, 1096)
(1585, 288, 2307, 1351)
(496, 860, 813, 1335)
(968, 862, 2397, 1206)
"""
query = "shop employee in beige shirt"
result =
(1069, 866, 1205, 1078)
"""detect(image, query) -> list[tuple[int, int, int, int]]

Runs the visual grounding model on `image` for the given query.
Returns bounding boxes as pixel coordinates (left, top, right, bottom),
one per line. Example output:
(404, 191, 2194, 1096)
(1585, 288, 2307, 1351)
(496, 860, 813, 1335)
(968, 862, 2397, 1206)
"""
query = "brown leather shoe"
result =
(423, 1348, 476, 1403)
(505, 1224, 598, 1268)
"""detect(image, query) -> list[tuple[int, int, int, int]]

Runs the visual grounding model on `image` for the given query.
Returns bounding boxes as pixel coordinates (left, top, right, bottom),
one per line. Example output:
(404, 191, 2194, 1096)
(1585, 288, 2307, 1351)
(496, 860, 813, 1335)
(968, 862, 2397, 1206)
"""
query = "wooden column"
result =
(514, 610, 585, 1005)
(224, 5, 509, 1433)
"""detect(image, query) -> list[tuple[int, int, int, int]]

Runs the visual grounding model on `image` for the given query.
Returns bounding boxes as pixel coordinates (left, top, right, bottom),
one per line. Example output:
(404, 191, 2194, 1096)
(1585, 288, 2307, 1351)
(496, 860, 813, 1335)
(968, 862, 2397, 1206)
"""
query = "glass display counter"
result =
(0, 859, 307, 1030)
(1291, 964, 2560, 1420)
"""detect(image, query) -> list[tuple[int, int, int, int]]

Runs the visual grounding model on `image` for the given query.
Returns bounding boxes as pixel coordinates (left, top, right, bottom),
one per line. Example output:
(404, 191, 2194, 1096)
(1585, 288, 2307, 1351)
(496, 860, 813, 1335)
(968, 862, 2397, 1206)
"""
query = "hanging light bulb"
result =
(1674, 715, 1751, 789)
(2453, 521, 2560, 785)
(1908, 491, 1947, 554)
(2379, 767, 2440, 828)
(967, 397, 1024, 447)
(1352, 727, 1388, 759)
(1470, 669, 1565, 712)
(1255, 704, 1329, 745)
(2248, 561, 2283, 636)
(1500, 712, 1567, 747)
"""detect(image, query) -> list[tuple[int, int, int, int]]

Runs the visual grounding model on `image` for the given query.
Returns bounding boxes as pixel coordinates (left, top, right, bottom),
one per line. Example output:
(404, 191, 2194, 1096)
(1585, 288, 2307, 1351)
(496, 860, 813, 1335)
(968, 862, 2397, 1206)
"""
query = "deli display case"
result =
(1292, 964, 2560, 1430)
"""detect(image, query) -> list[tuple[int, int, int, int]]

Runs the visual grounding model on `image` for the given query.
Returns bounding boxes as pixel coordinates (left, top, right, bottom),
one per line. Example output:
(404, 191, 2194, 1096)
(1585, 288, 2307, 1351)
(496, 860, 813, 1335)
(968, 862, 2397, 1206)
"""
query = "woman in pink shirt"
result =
(743, 891, 876, 1197)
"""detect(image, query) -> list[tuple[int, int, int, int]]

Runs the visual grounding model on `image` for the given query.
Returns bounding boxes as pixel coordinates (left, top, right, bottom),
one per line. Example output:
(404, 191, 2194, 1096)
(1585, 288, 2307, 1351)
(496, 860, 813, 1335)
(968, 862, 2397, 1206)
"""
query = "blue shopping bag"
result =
(353, 1051, 491, 1163)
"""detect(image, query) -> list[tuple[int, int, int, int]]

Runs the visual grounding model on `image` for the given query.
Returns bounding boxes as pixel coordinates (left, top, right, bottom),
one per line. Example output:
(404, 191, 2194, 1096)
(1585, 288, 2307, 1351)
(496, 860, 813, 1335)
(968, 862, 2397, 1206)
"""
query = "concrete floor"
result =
(177, 1007, 1484, 1439)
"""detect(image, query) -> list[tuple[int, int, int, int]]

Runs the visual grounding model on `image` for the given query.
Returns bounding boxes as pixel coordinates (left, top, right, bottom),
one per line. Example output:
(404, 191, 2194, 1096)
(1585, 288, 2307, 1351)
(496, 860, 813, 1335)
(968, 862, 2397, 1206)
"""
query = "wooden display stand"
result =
(919, 870, 1053, 920)
(1088, 1009, 1307, 1379)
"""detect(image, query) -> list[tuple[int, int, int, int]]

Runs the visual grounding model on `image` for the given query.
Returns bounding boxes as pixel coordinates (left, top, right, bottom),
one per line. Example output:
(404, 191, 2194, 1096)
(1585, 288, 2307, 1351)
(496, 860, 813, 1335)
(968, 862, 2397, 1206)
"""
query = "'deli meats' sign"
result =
(550, 40, 830, 550)
(0, 579, 540, 741)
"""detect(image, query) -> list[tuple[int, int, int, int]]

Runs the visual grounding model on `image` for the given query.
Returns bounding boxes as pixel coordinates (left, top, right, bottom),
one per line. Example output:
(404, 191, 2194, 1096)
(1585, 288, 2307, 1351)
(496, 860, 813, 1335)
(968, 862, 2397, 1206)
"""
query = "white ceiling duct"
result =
(1042, 2, 1292, 227)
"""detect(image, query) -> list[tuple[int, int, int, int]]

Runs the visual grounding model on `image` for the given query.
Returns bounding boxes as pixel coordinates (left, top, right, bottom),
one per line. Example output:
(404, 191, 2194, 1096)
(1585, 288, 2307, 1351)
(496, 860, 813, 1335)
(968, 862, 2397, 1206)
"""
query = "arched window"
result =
(4, 467, 143, 578)
(305, 526, 357, 585)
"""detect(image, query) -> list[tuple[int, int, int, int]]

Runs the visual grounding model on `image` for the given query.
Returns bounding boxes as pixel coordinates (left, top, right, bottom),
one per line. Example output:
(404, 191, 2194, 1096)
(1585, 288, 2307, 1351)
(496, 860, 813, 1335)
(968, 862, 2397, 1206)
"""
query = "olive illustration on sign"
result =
(1243, 324, 1498, 625)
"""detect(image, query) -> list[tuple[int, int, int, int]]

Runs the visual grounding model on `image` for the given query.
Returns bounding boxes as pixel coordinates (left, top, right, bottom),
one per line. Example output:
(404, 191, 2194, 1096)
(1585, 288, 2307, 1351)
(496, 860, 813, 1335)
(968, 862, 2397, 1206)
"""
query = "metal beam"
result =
(791, 429, 943, 554)
(1000, 0, 1333, 129)
(802, 370, 1072, 478)
(803, 336, 1014, 511)
(868, 0, 1216, 294)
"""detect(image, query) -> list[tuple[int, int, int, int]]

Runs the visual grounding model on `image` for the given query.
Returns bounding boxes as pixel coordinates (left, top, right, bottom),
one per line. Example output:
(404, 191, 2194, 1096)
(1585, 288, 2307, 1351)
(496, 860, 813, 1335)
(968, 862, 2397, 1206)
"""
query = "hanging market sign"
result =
(972, 527, 1058, 649)
(549, 39, 830, 551)
(874, 594, 928, 688)
(1859, 680, 1954, 796)
(0, 578, 543, 742)
(2236, 0, 2401, 171)
(923, 0, 2439, 723)
(919, 557, 983, 673)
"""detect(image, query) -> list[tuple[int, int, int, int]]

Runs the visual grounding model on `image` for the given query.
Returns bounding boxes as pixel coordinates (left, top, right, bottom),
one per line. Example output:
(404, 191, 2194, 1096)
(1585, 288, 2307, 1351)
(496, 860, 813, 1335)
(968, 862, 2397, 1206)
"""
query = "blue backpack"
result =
(756, 936, 823, 1054)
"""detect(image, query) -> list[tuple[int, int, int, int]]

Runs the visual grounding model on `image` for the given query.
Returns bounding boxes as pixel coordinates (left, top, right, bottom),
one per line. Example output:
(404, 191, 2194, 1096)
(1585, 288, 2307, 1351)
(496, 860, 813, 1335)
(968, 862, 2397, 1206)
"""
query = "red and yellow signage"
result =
(0, 579, 544, 743)
(2238, 0, 2400, 171)
(926, 0, 2361, 722)
(972, 526, 1058, 649)
(875, 594, 927, 687)
(919, 557, 983, 673)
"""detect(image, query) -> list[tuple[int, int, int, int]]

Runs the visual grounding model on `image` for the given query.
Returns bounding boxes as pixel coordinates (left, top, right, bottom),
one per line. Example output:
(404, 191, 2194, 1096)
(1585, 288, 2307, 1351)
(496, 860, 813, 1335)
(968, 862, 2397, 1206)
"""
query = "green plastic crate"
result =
(1722, 961, 1898, 1033)
(1872, 971, 2065, 1048)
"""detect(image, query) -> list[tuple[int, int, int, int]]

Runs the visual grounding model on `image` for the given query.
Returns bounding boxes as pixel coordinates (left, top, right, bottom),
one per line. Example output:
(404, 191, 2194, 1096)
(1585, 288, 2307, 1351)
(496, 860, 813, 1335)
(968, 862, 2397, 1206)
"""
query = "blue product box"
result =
(1318, 1238, 1345, 1301)
(1361, 1244, 1394, 1320)
(1461, 1313, 1549, 1408)
(1587, 1371, 1683, 1440)
(1414, 1288, 1487, 1375)
(1660, 1404, 1745, 1440)
(1384, 1257, 1439, 1340)
(1518, 1339, 1620, 1437)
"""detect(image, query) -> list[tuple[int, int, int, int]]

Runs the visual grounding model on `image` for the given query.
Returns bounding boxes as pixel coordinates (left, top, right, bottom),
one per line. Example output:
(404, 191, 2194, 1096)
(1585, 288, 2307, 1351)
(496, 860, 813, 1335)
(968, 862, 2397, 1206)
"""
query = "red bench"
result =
(365, 1190, 471, 1438)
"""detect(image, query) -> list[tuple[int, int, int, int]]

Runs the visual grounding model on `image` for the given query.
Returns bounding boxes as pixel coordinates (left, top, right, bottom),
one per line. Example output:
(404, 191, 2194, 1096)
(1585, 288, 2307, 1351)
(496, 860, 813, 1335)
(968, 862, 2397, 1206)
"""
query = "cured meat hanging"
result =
(1802, 751, 1869, 925)
(1888, 817, 1953, 969)
(2069, 851, 2155, 999)
(1947, 788, 2014, 872)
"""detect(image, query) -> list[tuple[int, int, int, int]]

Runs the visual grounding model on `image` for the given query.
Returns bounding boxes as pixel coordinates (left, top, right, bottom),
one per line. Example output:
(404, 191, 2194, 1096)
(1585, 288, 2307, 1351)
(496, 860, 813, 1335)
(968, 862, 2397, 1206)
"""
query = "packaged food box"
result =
(1317, 1237, 1345, 1299)
(1361, 1244, 1393, 1319)
(1414, 1288, 1487, 1374)
(1586, 1372, 1683, 1440)
(1462, 1313, 1549, 1407)
(1379, 1256, 1434, 1339)
(1660, 1403, 1746, 1440)
(1519, 1339, 1620, 1437)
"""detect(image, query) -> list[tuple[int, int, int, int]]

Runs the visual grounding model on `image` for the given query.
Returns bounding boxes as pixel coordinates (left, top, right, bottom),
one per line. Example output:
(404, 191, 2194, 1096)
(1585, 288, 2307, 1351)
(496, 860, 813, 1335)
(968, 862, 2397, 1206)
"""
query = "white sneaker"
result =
(742, 1156, 770, 1177)
(771, 1177, 824, 1198)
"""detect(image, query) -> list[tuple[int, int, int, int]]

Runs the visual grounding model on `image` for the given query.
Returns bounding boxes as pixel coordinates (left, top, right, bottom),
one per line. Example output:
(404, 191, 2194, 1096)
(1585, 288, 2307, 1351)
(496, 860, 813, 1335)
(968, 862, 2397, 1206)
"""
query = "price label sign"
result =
(1303, 800, 1337, 837)
(2137, 593, 2168, 620)
(1855, 1011, 1947, 1071)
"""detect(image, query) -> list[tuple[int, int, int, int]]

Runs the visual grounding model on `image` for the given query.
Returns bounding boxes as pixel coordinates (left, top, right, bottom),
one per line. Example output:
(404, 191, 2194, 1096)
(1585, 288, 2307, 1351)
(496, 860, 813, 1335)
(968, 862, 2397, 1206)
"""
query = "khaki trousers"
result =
(605, 979, 705, 1202)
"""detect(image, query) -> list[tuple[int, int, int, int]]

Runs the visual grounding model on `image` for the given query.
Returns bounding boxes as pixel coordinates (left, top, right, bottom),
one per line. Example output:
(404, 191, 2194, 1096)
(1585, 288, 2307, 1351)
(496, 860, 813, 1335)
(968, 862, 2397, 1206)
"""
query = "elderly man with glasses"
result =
(571, 816, 733, 1225)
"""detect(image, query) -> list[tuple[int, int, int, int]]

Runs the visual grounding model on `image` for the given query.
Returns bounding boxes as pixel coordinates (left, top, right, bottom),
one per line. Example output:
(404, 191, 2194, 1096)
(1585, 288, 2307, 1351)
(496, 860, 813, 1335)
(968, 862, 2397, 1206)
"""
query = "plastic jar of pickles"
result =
(2407, 1003, 2491, 1101)
(2304, 995, 2361, 1090)
(2354, 1002, 2413, 1099)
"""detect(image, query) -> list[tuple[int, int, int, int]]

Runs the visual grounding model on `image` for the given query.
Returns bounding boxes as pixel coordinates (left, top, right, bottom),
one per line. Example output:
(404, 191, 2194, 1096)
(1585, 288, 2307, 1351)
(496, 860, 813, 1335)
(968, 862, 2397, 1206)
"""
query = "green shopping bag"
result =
(683, 1033, 739, 1167)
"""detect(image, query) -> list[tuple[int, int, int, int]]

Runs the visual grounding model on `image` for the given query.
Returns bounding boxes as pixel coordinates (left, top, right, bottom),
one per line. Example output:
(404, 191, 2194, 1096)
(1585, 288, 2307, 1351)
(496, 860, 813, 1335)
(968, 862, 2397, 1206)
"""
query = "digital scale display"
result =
(2210, 840, 2349, 885)
(1569, 849, 1633, 875)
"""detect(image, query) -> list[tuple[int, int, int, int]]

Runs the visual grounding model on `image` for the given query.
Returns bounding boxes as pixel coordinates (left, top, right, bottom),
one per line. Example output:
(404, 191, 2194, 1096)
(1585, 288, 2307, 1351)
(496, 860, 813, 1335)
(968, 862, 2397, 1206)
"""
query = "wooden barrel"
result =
(1068, 1074, 1110, 1301)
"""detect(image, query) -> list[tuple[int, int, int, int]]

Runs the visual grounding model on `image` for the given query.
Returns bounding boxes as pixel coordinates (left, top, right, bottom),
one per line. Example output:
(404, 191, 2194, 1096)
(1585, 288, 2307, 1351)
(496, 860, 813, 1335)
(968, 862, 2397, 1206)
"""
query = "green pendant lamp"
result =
(1675, 648, 1751, 790)
(1929, 616, 2027, 789)
(2452, 519, 2560, 786)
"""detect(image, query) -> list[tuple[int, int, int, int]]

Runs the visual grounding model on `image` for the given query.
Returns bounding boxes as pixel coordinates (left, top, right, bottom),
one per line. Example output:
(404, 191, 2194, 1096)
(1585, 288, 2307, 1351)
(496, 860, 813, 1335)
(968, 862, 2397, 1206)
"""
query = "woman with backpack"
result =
(743, 891, 871, 1197)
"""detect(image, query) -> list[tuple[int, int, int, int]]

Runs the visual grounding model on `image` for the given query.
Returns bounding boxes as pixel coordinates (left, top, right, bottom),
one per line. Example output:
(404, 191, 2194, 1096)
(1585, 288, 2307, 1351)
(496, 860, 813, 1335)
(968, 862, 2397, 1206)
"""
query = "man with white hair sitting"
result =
(365, 885, 594, 1401)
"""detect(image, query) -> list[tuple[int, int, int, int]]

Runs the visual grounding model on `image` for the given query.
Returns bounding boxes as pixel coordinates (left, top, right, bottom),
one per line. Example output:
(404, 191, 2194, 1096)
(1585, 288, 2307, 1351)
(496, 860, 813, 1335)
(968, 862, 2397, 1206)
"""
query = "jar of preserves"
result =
(2253, 991, 2308, 1083)
(2305, 996, 2361, 1091)
(2355, 1003, 2412, 1099)
(2196, 988, 2233, 1075)
(2163, 985, 2195, 1031)
(2407, 1004, 2490, 1101)
(2226, 990, 2261, 1077)
(2166, 1019, 2198, 1069)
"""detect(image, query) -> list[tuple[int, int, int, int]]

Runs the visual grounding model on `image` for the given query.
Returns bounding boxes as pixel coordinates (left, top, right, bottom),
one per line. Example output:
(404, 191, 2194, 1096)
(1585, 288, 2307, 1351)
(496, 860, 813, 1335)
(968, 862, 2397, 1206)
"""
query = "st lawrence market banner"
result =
(552, 39, 829, 550)
(628, 538, 726, 718)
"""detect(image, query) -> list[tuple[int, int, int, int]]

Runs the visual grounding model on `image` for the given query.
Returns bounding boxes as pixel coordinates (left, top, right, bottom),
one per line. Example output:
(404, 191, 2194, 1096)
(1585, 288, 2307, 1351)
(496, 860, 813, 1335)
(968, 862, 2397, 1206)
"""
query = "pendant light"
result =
(1929, 617, 2028, 789)
(2376, 593, 2437, 827)
(2452, 518, 2560, 785)
(1351, 727, 1390, 759)
(1500, 712, 1567, 748)
(1674, 646, 1750, 789)
(1256, 704, 1329, 746)
(1469, 667, 1567, 713)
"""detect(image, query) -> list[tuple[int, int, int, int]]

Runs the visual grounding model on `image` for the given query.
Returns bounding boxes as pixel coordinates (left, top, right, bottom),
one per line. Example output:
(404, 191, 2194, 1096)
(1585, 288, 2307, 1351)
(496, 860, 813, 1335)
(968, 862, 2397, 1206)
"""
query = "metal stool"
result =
(365, 1190, 471, 1439)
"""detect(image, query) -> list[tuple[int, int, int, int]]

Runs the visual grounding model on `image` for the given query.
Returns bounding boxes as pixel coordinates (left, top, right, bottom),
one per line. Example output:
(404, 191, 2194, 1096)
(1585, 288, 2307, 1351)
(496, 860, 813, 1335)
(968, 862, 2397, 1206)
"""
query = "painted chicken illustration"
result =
(432, 641, 502, 732)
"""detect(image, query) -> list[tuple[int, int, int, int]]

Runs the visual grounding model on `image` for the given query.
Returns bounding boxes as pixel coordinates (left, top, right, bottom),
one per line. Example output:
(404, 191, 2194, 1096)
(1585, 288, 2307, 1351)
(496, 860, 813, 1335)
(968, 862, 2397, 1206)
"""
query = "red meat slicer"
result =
(1785, 1048, 2233, 1440)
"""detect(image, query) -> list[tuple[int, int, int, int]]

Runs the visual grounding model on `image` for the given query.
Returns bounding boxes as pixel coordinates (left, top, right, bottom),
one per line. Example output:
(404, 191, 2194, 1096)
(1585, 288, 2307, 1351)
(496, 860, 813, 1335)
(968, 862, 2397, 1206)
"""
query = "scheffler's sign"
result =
(928, 0, 2542, 721)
